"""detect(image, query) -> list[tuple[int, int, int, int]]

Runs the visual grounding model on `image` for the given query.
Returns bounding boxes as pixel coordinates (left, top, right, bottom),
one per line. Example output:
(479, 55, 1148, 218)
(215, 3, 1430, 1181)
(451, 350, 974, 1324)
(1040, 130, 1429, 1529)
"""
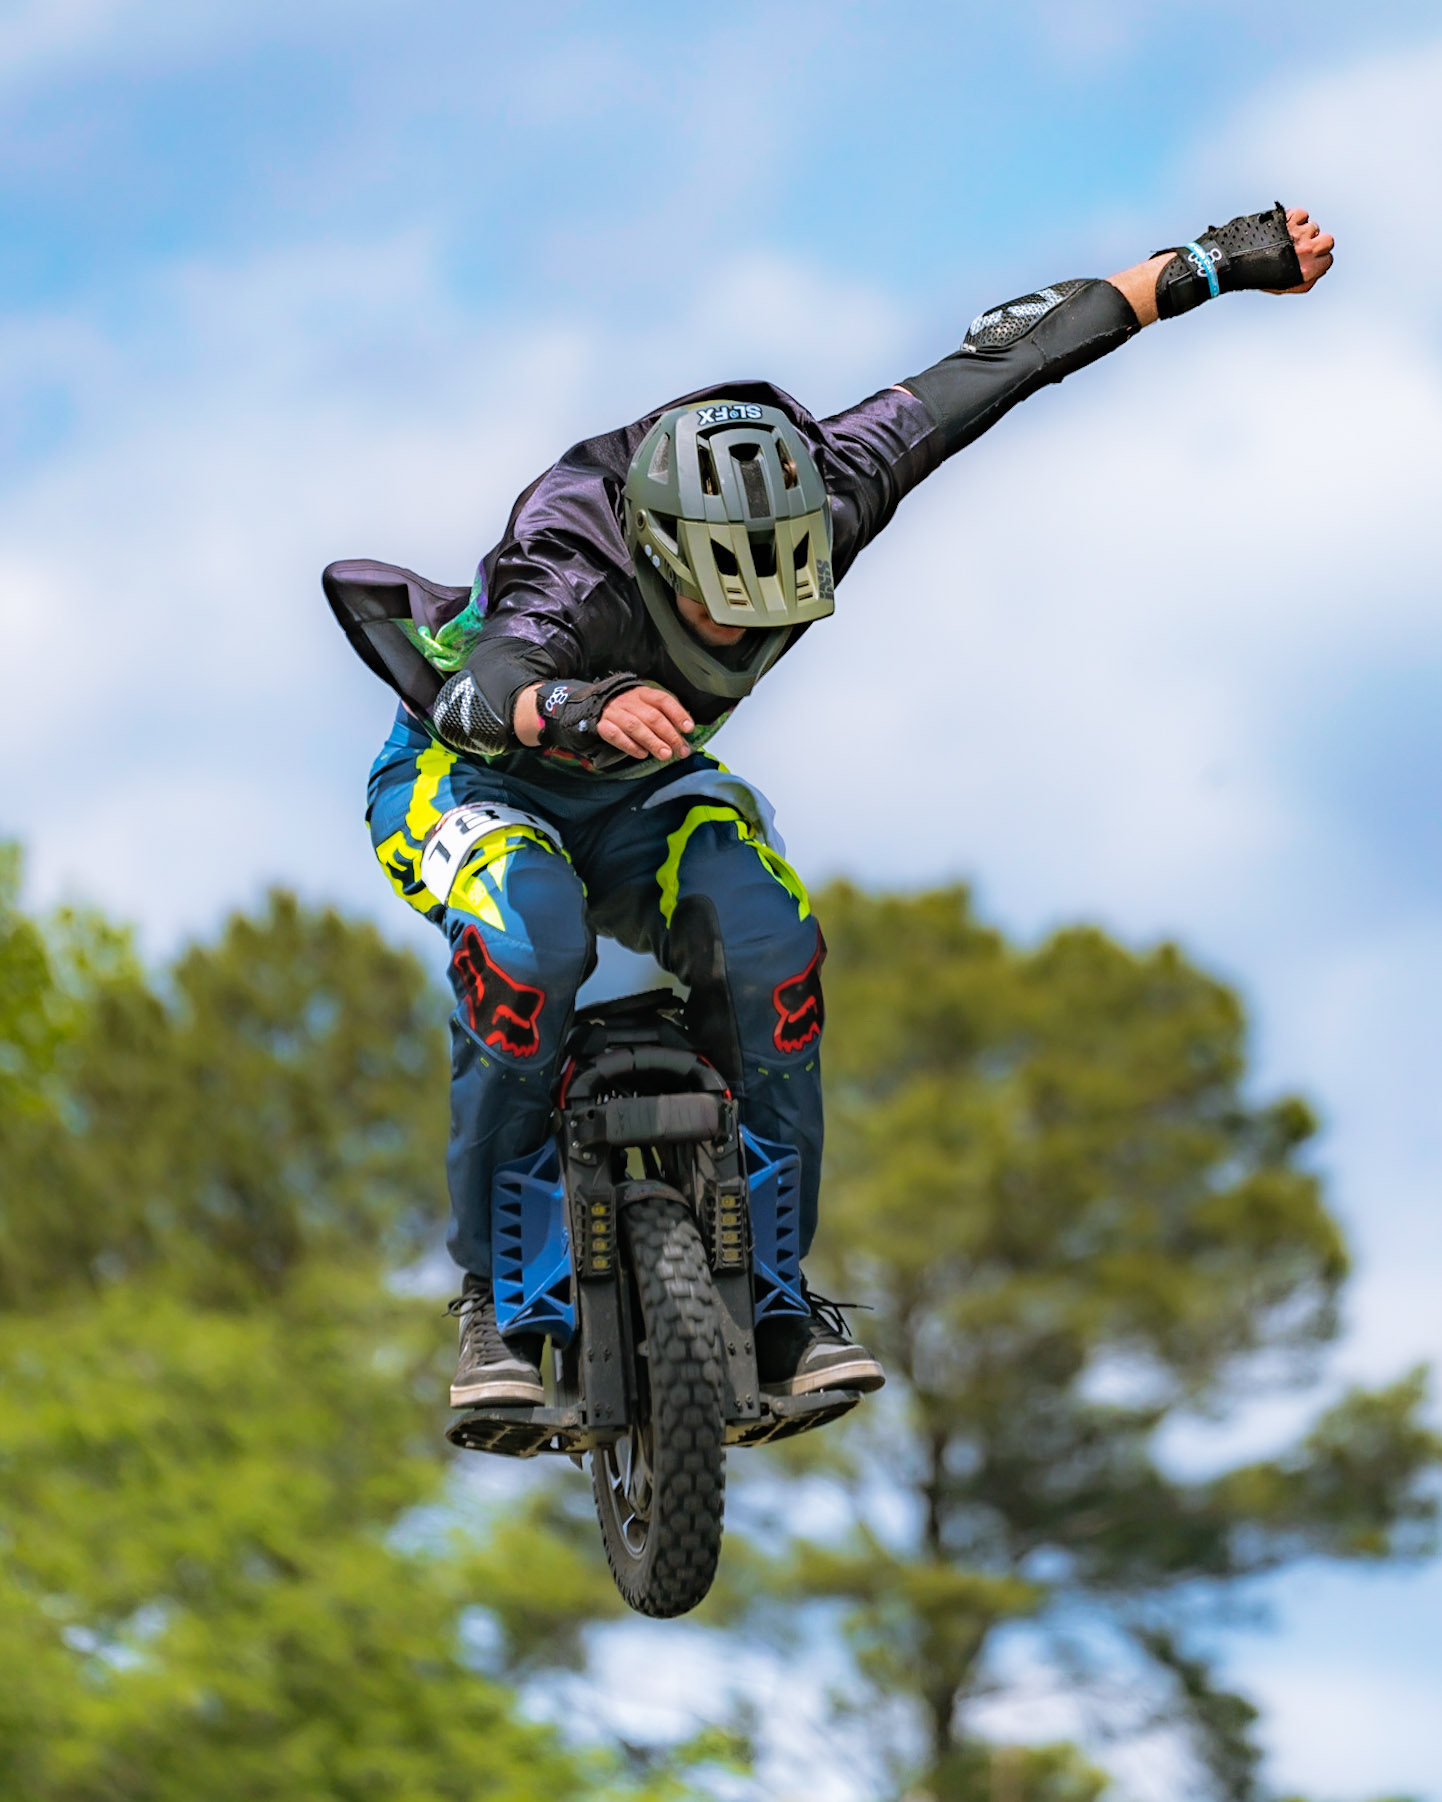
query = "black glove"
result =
(1154, 201, 1303, 319)
(535, 672, 645, 756)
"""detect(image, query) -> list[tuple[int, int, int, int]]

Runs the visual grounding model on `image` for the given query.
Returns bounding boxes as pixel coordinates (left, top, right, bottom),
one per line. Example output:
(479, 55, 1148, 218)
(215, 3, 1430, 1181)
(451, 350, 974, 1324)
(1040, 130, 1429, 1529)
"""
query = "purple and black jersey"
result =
(325, 276, 1139, 773)
(463, 377, 943, 743)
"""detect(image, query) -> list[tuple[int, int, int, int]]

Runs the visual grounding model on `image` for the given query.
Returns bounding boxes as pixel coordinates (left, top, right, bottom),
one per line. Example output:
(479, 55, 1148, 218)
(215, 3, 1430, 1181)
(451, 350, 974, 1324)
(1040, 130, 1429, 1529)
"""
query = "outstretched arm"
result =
(894, 201, 1335, 464)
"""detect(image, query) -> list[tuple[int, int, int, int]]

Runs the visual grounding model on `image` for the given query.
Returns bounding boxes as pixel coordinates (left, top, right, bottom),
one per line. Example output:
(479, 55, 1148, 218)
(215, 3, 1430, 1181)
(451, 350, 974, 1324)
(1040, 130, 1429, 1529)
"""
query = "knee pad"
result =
(671, 892, 825, 1077)
(770, 923, 825, 1057)
(420, 802, 563, 905)
(436, 807, 591, 1065)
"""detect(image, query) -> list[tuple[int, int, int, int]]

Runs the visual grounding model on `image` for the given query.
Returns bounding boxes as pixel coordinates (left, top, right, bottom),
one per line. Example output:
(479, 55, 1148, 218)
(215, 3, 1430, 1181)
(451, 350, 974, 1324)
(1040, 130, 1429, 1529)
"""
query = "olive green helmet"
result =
(623, 398, 835, 698)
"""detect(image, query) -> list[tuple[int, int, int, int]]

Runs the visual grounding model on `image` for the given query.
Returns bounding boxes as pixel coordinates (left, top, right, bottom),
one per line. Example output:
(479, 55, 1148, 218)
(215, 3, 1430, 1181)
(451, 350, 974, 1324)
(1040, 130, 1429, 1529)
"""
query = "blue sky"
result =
(3, 3, 1442, 1796)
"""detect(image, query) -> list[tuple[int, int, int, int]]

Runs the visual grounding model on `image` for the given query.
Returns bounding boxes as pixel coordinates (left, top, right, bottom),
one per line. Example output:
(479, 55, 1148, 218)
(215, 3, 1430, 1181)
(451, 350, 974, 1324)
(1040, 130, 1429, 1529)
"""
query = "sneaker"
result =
(447, 1274, 545, 1408)
(755, 1283, 885, 1397)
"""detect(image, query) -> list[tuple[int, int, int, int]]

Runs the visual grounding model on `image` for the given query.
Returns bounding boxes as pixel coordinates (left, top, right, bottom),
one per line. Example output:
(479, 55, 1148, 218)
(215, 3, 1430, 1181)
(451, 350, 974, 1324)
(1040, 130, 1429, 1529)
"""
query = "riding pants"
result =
(366, 706, 825, 1278)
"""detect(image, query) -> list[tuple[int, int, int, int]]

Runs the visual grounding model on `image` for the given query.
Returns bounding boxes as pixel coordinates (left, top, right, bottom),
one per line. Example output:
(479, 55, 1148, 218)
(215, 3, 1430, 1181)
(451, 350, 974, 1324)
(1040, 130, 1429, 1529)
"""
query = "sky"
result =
(2, 1, 1441, 1795)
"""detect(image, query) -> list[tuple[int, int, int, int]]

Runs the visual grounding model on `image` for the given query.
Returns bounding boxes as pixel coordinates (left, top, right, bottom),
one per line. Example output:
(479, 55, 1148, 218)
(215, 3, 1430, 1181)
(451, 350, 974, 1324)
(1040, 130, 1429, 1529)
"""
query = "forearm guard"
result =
(535, 672, 645, 754)
(1153, 201, 1303, 319)
(901, 278, 1140, 459)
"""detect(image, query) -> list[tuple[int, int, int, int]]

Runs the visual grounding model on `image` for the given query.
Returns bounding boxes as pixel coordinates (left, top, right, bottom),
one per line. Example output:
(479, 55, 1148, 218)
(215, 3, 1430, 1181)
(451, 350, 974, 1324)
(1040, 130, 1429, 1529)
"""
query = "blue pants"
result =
(366, 708, 825, 1278)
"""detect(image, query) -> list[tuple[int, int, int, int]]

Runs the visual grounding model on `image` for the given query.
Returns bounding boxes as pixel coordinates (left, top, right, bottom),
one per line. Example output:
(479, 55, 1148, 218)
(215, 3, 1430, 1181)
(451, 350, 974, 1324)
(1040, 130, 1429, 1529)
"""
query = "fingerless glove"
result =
(535, 672, 645, 754)
(1154, 201, 1303, 319)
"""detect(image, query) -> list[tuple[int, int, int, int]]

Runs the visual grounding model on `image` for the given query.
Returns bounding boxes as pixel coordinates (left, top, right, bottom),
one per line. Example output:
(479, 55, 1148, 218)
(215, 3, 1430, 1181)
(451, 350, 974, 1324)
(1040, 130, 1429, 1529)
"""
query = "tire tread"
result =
(591, 1190, 726, 1617)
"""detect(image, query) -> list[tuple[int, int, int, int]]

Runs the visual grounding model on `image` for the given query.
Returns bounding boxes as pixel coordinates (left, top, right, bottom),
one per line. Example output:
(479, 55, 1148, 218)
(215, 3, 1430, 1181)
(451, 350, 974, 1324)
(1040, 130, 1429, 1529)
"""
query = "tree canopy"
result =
(740, 881, 1439, 1802)
(0, 851, 672, 1801)
(0, 850, 1433, 1802)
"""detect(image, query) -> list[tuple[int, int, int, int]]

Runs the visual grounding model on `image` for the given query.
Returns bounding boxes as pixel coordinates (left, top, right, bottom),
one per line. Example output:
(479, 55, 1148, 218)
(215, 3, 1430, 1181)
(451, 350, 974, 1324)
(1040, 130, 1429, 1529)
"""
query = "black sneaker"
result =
(755, 1283, 885, 1397)
(447, 1274, 545, 1408)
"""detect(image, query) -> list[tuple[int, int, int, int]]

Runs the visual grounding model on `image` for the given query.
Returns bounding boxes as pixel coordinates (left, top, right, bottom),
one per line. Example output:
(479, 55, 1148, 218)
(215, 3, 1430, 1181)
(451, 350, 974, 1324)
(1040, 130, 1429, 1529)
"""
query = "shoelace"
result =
(444, 1287, 510, 1360)
(801, 1280, 872, 1339)
(446, 1283, 868, 1343)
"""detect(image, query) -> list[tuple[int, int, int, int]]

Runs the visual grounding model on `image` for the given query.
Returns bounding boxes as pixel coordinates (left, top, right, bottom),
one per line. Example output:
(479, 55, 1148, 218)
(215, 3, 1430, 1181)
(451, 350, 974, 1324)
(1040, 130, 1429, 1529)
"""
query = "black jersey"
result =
(325, 278, 1138, 765)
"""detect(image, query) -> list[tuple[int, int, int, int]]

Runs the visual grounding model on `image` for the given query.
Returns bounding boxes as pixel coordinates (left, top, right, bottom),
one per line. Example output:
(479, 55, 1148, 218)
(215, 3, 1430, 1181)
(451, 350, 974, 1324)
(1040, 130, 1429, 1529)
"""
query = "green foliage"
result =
(924, 1739, 1110, 1802)
(0, 1275, 598, 1801)
(758, 882, 1441, 1800)
(4, 856, 1436, 1802)
(0, 856, 659, 1801)
(0, 842, 64, 1114)
(1214, 1368, 1440, 1559)
(0, 886, 450, 1308)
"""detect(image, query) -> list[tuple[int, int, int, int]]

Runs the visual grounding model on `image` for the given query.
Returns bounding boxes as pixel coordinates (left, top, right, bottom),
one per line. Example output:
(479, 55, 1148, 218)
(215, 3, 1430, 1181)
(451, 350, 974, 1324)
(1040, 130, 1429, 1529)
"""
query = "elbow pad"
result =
(960, 276, 1138, 371)
(901, 278, 1139, 458)
(431, 671, 513, 756)
(1154, 201, 1303, 318)
(432, 634, 560, 755)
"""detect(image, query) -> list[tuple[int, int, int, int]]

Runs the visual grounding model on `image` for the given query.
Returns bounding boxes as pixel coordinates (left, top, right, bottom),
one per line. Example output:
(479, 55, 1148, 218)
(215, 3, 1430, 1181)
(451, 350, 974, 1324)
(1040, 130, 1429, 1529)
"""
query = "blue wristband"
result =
(1182, 240, 1221, 299)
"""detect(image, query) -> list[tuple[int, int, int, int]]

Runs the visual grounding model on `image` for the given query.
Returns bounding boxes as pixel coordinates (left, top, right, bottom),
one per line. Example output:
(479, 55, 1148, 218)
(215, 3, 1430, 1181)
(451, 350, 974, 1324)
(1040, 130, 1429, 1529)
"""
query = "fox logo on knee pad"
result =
(773, 938, 825, 1055)
(453, 926, 545, 1059)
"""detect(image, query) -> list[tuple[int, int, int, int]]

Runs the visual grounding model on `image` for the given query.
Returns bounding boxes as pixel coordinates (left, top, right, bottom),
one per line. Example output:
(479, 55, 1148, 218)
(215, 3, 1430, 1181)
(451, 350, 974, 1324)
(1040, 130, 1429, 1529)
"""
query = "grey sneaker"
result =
(755, 1284, 885, 1397)
(447, 1274, 545, 1408)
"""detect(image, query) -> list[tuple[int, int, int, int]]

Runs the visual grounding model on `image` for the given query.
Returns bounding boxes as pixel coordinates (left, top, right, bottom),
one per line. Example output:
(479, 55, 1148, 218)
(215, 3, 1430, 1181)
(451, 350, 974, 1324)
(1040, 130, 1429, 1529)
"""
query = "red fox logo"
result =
(772, 935, 825, 1054)
(452, 926, 544, 1059)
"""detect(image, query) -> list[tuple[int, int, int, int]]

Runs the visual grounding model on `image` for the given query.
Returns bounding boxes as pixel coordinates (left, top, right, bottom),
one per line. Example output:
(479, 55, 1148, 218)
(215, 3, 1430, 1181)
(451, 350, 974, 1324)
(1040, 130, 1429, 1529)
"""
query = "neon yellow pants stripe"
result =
(656, 804, 810, 928)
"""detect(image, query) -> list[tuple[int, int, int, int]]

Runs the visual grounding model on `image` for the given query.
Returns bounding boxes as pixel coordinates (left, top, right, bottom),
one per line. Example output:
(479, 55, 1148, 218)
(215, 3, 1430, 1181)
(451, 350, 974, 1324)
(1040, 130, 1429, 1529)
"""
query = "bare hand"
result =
(1270, 207, 1335, 294)
(598, 685, 694, 761)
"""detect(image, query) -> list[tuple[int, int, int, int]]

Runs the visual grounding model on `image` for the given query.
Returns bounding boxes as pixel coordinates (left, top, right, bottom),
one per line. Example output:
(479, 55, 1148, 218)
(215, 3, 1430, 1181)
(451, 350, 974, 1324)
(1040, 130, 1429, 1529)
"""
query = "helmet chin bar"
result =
(624, 397, 835, 645)
(634, 557, 791, 700)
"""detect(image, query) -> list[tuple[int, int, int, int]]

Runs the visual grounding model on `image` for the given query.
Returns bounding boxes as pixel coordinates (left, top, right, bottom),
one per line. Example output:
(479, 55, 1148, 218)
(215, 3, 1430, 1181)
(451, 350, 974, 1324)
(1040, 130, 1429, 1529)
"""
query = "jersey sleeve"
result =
(462, 445, 640, 722)
(812, 386, 948, 580)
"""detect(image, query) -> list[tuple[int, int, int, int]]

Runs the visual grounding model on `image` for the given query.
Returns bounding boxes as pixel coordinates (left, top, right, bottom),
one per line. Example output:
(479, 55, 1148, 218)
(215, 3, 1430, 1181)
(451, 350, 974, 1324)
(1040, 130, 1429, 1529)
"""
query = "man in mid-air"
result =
(327, 202, 1334, 1409)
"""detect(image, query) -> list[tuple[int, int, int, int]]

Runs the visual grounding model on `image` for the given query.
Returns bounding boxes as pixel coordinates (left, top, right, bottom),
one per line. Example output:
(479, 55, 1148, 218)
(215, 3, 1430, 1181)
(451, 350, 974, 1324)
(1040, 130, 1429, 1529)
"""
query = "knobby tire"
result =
(591, 1188, 726, 1617)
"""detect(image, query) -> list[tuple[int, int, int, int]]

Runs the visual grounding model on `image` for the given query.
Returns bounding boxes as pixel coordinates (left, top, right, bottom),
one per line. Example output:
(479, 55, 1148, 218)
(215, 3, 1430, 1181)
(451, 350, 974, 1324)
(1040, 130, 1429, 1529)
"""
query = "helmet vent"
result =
(735, 449, 769, 519)
(697, 442, 720, 497)
(652, 512, 679, 548)
(751, 534, 777, 578)
(780, 450, 800, 490)
(648, 434, 671, 480)
(712, 539, 740, 577)
(793, 533, 809, 568)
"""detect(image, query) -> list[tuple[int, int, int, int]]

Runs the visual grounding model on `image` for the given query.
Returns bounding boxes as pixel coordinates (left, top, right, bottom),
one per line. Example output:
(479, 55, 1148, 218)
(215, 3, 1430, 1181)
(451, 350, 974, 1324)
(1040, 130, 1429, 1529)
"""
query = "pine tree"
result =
(0, 858, 670, 1801)
(749, 882, 1439, 1802)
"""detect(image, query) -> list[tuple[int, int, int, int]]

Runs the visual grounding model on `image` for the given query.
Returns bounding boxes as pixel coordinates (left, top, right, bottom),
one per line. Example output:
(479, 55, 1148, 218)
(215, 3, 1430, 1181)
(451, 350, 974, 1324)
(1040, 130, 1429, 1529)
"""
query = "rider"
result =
(331, 204, 1334, 1410)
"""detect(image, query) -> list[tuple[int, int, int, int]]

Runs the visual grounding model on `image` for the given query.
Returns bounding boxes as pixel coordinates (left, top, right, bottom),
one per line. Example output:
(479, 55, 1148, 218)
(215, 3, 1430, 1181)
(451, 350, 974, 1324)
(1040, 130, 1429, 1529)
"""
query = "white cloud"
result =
(1204, 35, 1442, 297)
(1230, 1567, 1442, 1799)
(0, 0, 388, 90)
(3, 27, 1442, 1797)
(0, 224, 903, 947)
(716, 51, 1442, 1793)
